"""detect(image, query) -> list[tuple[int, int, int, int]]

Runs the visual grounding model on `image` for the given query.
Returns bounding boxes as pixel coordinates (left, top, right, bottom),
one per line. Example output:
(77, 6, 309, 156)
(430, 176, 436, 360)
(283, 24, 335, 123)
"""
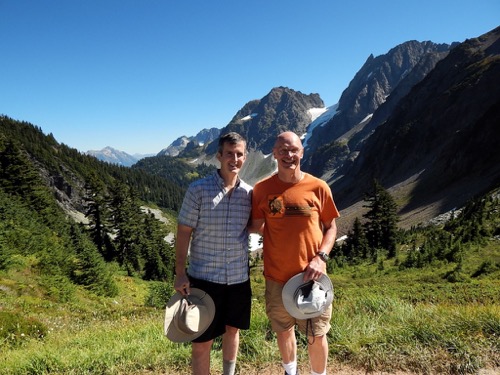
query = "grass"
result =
(1, 241, 499, 374)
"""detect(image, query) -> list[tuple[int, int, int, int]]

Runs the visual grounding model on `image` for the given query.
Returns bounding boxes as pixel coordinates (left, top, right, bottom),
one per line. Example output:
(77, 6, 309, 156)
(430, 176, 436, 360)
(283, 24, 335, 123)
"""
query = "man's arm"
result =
(319, 217, 337, 255)
(174, 224, 193, 295)
(248, 218, 265, 235)
(304, 218, 337, 281)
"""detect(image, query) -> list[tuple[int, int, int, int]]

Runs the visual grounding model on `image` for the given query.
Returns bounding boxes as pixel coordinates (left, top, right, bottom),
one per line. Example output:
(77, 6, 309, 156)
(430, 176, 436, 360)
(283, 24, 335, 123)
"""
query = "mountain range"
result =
(128, 26, 499, 233)
(4, 26, 499, 236)
(2, 25, 499, 375)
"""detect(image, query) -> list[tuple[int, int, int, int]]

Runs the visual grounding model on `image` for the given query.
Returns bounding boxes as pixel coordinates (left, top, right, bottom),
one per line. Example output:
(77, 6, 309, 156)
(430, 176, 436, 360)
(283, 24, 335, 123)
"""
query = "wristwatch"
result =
(316, 251, 329, 262)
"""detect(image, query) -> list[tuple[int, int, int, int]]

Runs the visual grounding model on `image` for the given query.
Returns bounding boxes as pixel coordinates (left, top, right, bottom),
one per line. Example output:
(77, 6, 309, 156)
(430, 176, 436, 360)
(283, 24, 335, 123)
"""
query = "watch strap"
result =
(317, 251, 329, 262)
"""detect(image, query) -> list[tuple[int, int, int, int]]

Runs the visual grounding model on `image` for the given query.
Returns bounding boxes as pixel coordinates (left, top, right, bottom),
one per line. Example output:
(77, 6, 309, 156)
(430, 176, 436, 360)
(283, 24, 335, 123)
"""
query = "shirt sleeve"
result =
(178, 183, 200, 228)
(319, 180, 340, 222)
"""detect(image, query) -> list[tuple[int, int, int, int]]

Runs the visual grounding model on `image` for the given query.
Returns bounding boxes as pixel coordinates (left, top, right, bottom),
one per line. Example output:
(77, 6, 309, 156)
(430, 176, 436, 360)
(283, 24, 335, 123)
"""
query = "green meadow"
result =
(1, 240, 499, 375)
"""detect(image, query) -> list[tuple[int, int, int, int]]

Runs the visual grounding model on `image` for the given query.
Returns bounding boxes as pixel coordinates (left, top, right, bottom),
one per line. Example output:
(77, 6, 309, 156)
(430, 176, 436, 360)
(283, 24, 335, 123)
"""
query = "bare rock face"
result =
(302, 40, 453, 177)
(332, 26, 500, 219)
(158, 128, 220, 157)
(204, 86, 325, 155)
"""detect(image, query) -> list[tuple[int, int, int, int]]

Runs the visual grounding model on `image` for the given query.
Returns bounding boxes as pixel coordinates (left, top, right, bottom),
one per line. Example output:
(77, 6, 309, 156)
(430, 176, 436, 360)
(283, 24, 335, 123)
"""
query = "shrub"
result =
(145, 281, 174, 308)
(471, 261, 500, 278)
(0, 311, 48, 347)
(39, 275, 76, 303)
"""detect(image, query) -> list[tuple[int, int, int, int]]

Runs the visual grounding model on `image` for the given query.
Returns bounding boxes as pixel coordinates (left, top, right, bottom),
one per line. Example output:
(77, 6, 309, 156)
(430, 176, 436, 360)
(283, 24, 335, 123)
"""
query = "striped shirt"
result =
(178, 171, 252, 284)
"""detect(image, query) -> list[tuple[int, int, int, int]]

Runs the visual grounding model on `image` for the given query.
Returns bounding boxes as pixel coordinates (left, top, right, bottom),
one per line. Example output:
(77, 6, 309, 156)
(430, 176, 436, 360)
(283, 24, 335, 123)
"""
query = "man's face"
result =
(217, 141, 247, 175)
(273, 138, 303, 171)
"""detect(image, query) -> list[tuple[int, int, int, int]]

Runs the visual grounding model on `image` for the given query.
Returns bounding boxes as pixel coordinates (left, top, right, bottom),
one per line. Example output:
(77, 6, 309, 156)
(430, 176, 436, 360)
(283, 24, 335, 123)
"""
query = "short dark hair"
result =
(218, 132, 247, 154)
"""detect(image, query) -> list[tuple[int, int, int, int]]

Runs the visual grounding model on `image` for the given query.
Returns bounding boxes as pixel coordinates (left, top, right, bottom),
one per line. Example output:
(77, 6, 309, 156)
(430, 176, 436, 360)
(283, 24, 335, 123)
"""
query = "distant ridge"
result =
(86, 146, 148, 167)
(158, 128, 220, 157)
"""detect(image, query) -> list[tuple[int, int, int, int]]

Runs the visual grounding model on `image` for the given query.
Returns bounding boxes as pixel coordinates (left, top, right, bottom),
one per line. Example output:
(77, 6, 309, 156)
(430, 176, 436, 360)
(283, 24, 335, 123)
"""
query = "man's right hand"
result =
(174, 273, 190, 295)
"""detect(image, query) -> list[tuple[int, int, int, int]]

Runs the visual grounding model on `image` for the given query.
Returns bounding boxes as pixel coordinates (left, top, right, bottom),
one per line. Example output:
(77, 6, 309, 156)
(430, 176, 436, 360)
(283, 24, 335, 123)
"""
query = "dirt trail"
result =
(235, 366, 500, 375)
(157, 364, 500, 374)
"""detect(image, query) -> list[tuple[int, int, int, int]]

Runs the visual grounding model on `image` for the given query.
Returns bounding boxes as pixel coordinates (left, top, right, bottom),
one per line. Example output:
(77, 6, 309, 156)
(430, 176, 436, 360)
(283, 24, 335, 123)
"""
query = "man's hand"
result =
(304, 255, 327, 281)
(174, 272, 190, 295)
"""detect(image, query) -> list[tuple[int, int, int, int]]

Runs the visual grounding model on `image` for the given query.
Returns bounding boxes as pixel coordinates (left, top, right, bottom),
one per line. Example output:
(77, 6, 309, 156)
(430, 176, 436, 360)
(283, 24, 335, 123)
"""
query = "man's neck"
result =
(219, 170, 238, 189)
(277, 169, 303, 184)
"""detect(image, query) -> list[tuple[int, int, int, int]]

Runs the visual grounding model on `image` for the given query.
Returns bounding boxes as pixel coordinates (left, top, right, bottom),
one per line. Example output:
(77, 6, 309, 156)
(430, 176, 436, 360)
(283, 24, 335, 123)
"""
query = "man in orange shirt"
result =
(251, 131, 339, 375)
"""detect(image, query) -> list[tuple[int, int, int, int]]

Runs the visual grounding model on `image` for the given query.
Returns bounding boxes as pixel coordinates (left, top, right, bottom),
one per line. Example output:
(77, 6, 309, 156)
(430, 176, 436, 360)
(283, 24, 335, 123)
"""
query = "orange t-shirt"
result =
(252, 173, 340, 284)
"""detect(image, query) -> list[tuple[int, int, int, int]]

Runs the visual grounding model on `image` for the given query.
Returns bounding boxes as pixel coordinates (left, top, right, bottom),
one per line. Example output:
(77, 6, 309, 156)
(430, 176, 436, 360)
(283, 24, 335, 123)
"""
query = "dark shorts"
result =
(188, 275, 252, 343)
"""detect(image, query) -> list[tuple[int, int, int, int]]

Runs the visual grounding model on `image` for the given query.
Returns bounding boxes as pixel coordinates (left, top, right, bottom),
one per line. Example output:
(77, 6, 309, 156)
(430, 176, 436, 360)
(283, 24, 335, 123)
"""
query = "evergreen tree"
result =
(69, 224, 118, 297)
(444, 197, 489, 244)
(363, 180, 399, 258)
(84, 177, 116, 261)
(141, 212, 175, 282)
(108, 182, 142, 276)
(342, 217, 369, 263)
(2, 140, 65, 230)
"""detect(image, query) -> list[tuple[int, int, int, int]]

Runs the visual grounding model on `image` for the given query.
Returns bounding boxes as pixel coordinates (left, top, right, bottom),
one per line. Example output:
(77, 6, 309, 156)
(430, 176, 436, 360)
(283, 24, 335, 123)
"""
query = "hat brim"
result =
(164, 288, 215, 343)
(282, 272, 334, 320)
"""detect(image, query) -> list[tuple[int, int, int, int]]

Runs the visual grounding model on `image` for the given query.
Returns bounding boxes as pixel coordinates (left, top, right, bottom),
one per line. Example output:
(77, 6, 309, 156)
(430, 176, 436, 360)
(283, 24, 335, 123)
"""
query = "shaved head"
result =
(274, 131, 303, 149)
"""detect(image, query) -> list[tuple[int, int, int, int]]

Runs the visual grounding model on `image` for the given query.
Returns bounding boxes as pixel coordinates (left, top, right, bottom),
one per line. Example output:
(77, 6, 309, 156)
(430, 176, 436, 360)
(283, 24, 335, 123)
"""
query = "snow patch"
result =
(359, 113, 373, 124)
(240, 113, 258, 122)
(308, 107, 328, 122)
(337, 235, 348, 242)
(303, 104, 339, 148)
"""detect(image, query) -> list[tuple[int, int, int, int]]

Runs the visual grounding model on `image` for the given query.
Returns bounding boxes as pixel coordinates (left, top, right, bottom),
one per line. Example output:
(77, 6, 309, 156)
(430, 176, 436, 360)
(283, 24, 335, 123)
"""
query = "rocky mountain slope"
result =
(332, 26, 500, 231)
(302, 40, 455, 177)
(157, 127, 220, 157)
(150, 26, 500, 233)
(4, 27, 497, 237)
(205, 86, 325, 155)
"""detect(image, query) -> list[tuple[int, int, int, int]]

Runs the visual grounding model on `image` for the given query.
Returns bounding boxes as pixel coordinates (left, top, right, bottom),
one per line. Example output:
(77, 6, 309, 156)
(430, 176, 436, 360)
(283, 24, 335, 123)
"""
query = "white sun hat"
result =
(164, 288, 215, 343)
(282, 272, 334, 320)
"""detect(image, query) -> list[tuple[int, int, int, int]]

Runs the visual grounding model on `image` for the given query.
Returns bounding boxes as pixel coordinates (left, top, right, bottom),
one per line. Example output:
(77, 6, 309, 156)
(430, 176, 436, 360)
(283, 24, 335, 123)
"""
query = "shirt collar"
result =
(214, 169, 241, 190)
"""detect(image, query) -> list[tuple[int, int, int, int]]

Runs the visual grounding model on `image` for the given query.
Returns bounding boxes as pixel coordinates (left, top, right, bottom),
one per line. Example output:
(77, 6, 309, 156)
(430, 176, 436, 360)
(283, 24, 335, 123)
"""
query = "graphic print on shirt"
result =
(267, 194, 312, 219)
(268, 195, 284, 217)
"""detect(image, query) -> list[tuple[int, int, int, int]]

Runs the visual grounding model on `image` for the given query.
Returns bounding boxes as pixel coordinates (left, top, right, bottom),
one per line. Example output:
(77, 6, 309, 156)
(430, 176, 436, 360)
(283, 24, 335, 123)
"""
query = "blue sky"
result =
(1, 1, 498, 155)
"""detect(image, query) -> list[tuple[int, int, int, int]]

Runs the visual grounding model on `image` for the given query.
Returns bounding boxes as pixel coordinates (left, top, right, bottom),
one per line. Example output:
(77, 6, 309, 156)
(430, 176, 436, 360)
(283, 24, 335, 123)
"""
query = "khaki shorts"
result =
(265, 279, 332, 336)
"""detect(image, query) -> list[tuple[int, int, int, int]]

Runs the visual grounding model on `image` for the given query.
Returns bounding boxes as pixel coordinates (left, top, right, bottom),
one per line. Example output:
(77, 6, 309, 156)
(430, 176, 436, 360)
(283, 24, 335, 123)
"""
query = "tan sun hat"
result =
(282, 272, 334, 320)
(164, 288, 215, 343)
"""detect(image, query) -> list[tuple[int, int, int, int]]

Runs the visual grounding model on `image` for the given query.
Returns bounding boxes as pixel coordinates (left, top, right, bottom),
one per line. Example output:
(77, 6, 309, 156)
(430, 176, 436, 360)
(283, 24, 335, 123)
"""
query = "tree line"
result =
(1, 115, 499, 303)
(0, 116, 189, 299)
(335, 180, 500, 279)
(0, 115, 187, 212)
